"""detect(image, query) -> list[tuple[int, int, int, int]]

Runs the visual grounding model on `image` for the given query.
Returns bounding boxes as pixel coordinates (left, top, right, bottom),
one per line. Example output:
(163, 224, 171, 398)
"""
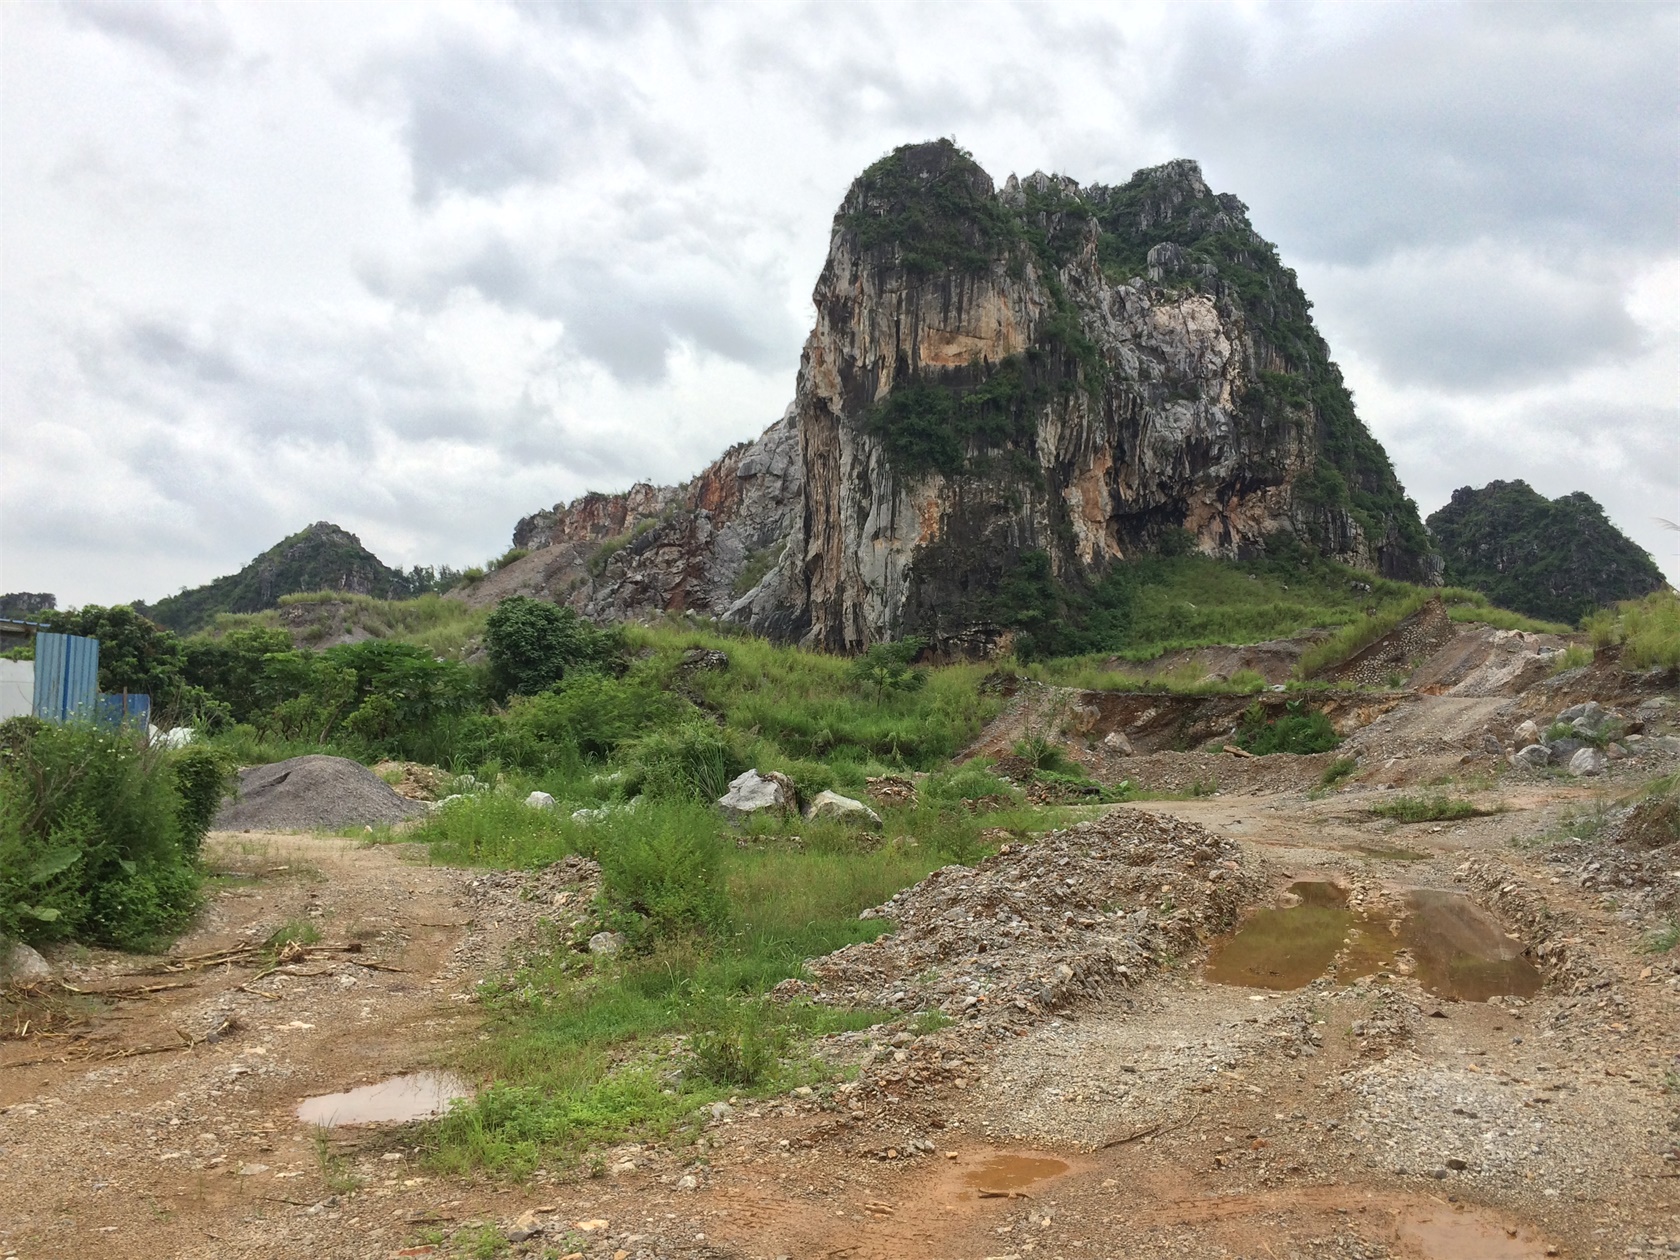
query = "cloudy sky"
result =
(3, 0, 1676, 606)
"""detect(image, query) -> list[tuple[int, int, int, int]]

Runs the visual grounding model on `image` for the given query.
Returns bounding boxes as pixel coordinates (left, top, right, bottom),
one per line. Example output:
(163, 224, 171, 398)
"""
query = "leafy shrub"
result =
(499, 673, 683, 765)
(1012, 734, 1073, 773)
(623, 722, 748, 803)
(595, 808, 732, 942)
(849, 638, 928, 695)
(0, 719, 207, 949)
(170, 746, 232, 849)
(1232, 701, 1340, 755)
(485, 597, 621, 698)
(689, 996, 785, 1087)
(492, 547, 529, 570)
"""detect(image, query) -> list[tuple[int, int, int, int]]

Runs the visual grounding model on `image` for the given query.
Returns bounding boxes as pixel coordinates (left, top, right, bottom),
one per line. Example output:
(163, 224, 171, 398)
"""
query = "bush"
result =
(485, 597, 621, 698)
(595, 807, 732, 943)
(0, 719, 208, 949)
(502, 674, 684, 764)
(689, 996, 785, 1087)
(922, 762, 1022, 805)
(1232, 701, 1340, 755)
(623, 722, 748, 803)
(849, 638, 928, 695)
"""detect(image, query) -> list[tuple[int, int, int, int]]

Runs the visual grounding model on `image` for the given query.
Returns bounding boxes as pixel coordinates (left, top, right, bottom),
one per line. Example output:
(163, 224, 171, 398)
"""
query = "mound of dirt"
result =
(802, 809, 1266, 1022)
(213, 754, 427, 831)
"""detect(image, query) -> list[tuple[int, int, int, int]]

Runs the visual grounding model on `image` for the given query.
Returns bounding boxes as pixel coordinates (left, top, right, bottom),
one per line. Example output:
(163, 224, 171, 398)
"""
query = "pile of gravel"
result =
(802, 809, 1267, 1022)
(213, 754, 427, 831)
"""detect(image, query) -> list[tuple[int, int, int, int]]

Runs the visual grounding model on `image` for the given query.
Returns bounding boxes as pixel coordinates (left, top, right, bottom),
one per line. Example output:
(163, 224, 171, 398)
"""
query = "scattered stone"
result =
(677, 1174, 699, 1190)
(804, 790, 883, 830)
(1567, 747, 1607, 777)
(2, 941, 53, 986)
(588, 931, 625, 957)
(866, 775, 919, 808)
(525, 790, 556, 810)
(1510, 744, 1550, 770)
(507, 1209, 544, 1242)
(1513, 719, 1541, 746)
(717, 769, 795, 821)
(236, 1163, 269, 1176)
(1102, 731, 1135, 756)
(679, 648, 730, 673)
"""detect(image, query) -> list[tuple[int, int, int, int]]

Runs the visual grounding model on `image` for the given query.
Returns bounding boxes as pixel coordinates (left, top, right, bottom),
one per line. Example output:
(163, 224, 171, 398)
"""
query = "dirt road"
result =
(3, 775, 1677, 1259)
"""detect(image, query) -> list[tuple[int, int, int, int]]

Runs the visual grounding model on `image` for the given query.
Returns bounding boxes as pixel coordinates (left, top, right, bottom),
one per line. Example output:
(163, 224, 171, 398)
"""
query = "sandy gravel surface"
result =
(3, 709, 1678, 1259)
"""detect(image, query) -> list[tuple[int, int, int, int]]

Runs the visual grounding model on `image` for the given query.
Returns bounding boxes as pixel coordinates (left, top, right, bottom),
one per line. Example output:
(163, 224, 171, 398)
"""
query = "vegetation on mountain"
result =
(1426, 481, 1666, 624)
(137, 522, 459, 635)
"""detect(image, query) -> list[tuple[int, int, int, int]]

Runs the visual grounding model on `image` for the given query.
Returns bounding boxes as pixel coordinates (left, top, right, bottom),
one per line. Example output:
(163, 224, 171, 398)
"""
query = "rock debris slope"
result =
(492, 140, 1437, 651)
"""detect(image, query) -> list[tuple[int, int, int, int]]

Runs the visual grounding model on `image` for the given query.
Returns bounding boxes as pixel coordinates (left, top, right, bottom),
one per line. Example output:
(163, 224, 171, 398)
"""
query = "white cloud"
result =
(2, 0, 1674, 606)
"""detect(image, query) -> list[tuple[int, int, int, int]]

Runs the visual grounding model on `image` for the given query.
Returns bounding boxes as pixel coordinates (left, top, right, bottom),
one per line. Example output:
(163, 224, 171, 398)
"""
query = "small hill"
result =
(1426, 481, 1665, 624)
(139, 523, 411, 634)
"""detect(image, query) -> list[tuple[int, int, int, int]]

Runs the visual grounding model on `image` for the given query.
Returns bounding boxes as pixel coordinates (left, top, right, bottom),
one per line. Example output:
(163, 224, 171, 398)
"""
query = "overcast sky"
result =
(3, 0, 1676, 607)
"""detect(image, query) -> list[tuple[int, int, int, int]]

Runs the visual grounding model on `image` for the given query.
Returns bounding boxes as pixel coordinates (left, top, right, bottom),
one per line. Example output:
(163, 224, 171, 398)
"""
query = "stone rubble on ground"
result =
(804, 809, 1265, 1021)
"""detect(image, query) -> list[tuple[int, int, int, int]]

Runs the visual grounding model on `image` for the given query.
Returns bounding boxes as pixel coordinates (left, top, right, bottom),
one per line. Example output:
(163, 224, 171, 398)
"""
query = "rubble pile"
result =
(804, 810, 1266, 1022)
(1543, 789, 1680, 921)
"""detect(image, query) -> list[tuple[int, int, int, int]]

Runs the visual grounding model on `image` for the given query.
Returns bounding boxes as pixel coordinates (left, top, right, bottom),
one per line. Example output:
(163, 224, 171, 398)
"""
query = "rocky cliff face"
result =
(495, 141, 1436, 651)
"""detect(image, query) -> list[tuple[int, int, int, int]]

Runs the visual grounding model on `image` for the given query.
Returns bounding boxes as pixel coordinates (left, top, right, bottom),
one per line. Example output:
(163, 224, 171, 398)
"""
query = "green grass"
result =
(1368, 794, 1490, 823)
(1321, 756, 1358, 787)
(413, 786, 1058, 1175)
(208, 592, 491, 660)
(1641, 919, 1679, 954)
(1586, 590, 1680, 669)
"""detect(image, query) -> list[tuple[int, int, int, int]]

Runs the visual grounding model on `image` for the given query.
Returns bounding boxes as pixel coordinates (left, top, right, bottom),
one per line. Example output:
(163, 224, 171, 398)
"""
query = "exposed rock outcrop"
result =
(495, 141, 1437, 651)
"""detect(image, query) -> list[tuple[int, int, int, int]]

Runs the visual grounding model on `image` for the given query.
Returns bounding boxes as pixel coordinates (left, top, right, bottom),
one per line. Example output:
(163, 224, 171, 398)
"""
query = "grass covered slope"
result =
(1427, 481, 1666, 624)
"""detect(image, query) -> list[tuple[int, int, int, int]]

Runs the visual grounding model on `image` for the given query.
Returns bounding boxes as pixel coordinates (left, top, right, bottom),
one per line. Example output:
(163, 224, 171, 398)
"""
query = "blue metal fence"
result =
(96, 692, 152, 730)
(32, 632, 100, 724)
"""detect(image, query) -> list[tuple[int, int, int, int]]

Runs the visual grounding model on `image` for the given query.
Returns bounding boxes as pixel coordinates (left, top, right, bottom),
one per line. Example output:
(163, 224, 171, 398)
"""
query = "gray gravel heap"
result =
(805, 808, 1267, 1021)
(213, 754, 427, 831)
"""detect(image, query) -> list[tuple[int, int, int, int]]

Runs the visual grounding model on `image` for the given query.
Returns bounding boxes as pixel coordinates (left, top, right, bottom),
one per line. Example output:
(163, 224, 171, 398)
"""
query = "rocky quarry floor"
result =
(3, 678, 1679, 1260)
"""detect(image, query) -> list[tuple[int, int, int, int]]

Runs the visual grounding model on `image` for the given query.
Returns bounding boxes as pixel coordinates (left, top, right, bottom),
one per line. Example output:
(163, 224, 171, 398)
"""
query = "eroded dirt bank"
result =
(3, 767, 1678, 1259)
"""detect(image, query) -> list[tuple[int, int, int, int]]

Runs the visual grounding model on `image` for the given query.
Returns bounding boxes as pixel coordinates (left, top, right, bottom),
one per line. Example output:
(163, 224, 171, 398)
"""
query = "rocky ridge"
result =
(490, 141, 1437, 651)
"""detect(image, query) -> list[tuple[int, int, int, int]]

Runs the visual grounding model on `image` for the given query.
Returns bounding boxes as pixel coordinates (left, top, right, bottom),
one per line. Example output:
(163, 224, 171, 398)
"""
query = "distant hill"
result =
(139, 522, 415, 634)
(1426, 481, 1665, 624)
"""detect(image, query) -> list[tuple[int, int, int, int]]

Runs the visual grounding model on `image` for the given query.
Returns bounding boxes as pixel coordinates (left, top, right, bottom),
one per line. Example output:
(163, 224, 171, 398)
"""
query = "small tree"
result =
(849, 637, 928, 696)
(484, 596, 618, 698)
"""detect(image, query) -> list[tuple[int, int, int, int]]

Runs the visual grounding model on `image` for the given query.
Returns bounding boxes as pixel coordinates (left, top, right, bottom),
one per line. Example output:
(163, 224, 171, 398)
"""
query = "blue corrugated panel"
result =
(96, 693, 152, 729)
(32, 632, 100, 724)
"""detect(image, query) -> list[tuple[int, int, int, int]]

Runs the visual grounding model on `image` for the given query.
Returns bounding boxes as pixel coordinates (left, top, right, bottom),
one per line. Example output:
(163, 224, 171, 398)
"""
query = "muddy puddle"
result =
(1394, 1200, 1550, 1258)
(963, 1153, 1069, 1196)
(1206, 882, 1540, 1001)
(296, 1071, 470, 1127)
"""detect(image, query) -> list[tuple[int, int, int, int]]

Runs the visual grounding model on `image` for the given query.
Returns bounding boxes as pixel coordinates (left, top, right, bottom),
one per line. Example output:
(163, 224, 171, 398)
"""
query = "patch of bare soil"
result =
(4, 717, 1679, 1258)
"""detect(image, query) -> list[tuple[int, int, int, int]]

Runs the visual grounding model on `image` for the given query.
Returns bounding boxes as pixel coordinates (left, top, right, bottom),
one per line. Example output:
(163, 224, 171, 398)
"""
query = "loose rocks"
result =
(213, 755, 427, 831)
(808, 809, 1265, 1021)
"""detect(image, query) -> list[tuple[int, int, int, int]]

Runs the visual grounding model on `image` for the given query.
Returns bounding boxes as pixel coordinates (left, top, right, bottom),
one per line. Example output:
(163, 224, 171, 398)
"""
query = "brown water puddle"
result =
(963, 1153, 1069, 1196)
(1206, 882, 1540, 1001)
(1394, 1200, 1550, 1258)
(296, 1071, 470, 1127)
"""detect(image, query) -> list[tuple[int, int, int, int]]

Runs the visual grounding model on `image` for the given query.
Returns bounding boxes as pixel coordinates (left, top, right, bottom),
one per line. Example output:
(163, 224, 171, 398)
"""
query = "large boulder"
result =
(2, 941, 53, 986)
(1568, 747, 1608, 777)
(717, 770, 795, 821)
(1512, 719, 1541, 747)
(525, 791, 556, 810)
(1510, 744, 1551, 770)
(803, 790, 883, 830)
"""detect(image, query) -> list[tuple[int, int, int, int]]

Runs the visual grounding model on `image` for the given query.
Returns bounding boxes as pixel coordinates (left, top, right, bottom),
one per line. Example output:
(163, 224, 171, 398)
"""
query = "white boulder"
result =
(524, 791, 556, 811)
(2, 941, 53, 986)
(716, 769, 794, 821)
(1567, 747, 1607, 777)
(803, 790, 883, 830)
